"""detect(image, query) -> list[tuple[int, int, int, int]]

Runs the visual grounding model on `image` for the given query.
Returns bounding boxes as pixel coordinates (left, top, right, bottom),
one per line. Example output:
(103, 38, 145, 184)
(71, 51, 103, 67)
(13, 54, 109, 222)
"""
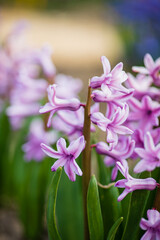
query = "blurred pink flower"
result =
(134, 132, 160, 173)
(132, 53, 160, 86)
(22, 118, 57, 161)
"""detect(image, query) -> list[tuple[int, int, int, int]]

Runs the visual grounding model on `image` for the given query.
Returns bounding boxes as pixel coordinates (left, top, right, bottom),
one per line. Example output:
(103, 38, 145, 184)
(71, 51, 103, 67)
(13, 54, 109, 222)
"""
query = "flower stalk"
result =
(82, 84, 92, 240)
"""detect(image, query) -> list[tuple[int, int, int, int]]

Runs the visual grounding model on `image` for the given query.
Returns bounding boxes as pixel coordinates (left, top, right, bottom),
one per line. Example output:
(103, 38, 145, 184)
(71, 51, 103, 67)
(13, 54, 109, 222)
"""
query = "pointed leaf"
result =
(121, 171, 152, 240)
(87, 175, 104, 240)
(47, 167, 62, 240)
(107, 217, 123, 240)
(56, 167, 84, 240)
(99, 184, 122, 238)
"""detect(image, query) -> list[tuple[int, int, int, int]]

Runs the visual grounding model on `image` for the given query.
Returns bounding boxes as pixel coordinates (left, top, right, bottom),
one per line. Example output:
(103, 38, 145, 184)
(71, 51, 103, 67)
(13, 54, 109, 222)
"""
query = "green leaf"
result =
(97, 151, 112, 185)
(0, 110, 11, 195)
(87, 175, 104, 240)
(98, 185, 122, 238)
(47, 167, 62, 240)
(19, 160, 51, 239)
(56, 167, 84, 240)
(121, 171, 152, 240)
(107, 217, 123, 240)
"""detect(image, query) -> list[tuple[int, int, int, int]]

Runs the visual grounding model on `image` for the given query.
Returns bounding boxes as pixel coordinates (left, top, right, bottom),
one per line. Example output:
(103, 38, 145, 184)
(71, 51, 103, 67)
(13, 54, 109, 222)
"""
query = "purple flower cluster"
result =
(0, 22, 55, 129)
(89, 55, 160, 237)
(89, 55, 160, 203)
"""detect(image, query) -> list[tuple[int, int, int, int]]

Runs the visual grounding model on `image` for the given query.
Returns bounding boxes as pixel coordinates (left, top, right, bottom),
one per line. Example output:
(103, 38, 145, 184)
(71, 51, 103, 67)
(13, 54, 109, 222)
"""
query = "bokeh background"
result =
(0, 0, 159, 239)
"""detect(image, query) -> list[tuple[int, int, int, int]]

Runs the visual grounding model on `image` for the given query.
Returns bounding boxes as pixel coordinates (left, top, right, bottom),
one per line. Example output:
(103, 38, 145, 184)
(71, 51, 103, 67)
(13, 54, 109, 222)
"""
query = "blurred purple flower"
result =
(126, 73, 160, 101)
(22, 118, 57, 161)
(134, 132, 160, 173)
(55, 74, 83, 99)
(132, 53, 160, 86)
(91, 103, 133, 149)
(128, 96, 160, 132)
(90, 56, 128, 91)
(52, 103, 98, 140)
(39, 84, 82, 128)
(96, 136, 135, 180)
(6, 73, 47, 129)
(41, 136, 86, 181)
(140, 209, 160, 240)
(115, 162, 157, 201)
(6, 103, 40, 130)
(29, 45, 56, 79)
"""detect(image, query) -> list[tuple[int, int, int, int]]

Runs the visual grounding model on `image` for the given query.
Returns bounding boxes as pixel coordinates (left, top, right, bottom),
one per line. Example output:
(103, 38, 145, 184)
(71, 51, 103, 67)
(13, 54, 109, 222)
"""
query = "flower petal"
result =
(51, 156, 67, 171)
(117, 189, 130, 201)
(144, 132, 155, 152)
(40, 143, 61, 158)
(68, 135, 86, 158)
(56, 138, 68, 154)
(71, 160, 82, 176)
(64, 162, 76, 181)
(101, 56, 111, 75)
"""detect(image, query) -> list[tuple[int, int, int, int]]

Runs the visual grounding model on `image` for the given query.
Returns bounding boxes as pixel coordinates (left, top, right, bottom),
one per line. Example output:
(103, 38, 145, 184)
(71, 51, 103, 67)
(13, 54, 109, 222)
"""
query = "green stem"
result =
(82, 85, 92, 240)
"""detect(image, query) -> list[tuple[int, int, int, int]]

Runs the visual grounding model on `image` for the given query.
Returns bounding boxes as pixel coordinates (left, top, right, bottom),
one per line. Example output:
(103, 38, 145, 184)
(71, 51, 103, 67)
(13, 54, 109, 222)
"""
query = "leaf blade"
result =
(107, 217, 123, 240)
(47, 167, 62, 240)
(87, 175, 104, 240)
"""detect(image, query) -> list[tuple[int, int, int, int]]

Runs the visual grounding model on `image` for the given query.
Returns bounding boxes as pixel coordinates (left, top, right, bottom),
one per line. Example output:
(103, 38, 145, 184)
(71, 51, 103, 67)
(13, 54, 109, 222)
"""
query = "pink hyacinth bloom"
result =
(96, 136, 135, 180)
(132, 53, 160, 86)
(39, 84, 82, 128)
(6, 103, 40, 130)
(90, 56, 128, 91)
(55, 74, 83, 99)
(22, 118, 57, 161)
(41, 136, 86, 181)
(91, 83, 134, 106)
(52, 103, 98, 140)
(115, 162, 157, 201)
(140, 209, 160, 240)
(30, 45, 56, 79)
(91, 103, 133, 149)
(134, 132, 160, 173)
(126, 73, 160, 101)
(128, 96, 160, 132)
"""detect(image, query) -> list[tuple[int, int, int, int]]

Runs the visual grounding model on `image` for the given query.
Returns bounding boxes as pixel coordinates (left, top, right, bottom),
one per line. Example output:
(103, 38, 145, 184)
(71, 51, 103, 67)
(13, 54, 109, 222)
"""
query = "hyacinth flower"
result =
(91, 83, 134, 107)
(6, 73, 48, 129)
(29, 45, 56, 79)
(22, 118, 57, 161)
(134, 132, 160, 173)
(13, 74, 47, 103)
(96, 136, 135, 180)
(55, 74, 83, 99)
(90, 103, 133, 149)
(90, 56, 128, 92)
(126, 73, 160, 101)
(6, 103, 40, 130)
(39, 84, 83, 128)
(140, 209, 160, 240)
(132, 53, 160, 86)
(115, 162, 157, 201)
(128, 95, 160, 132)
(52, 103, 99, 140)
(41, 136, 86, 181)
